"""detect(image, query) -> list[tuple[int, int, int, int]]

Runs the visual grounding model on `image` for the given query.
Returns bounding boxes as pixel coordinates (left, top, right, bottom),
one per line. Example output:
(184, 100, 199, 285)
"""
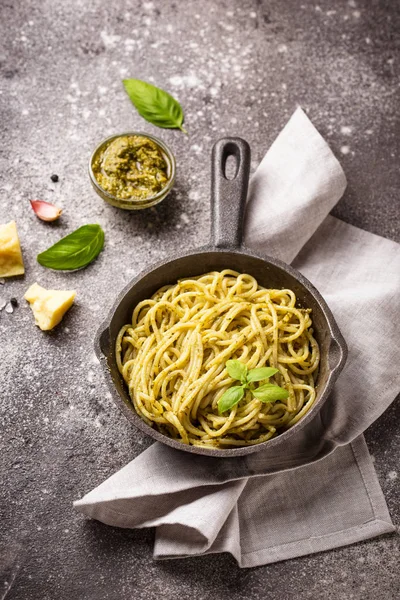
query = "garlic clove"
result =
(30, 200, 62, 222)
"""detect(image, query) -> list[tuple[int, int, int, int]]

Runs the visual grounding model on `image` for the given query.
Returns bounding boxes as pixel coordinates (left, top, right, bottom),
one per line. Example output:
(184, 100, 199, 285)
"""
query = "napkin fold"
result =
(74, 108, 399, 567)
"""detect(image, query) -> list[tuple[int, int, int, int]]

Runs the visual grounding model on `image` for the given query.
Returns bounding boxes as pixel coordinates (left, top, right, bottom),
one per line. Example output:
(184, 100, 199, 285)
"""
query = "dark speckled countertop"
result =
(1, 0, 399, 598)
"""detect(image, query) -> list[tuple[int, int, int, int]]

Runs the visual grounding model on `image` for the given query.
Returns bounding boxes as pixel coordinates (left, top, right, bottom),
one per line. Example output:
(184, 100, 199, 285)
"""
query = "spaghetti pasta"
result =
(116, 270, 320, 448)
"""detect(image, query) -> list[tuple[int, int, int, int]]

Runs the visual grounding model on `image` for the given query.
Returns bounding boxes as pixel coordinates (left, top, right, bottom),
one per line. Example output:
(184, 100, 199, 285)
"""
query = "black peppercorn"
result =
(10, 297, 18, 307)
(50, 174, 59, 182)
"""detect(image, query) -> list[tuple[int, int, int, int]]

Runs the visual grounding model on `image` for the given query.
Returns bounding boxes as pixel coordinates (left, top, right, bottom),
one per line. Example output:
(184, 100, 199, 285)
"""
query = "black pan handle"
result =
(211, 137, 251, 248)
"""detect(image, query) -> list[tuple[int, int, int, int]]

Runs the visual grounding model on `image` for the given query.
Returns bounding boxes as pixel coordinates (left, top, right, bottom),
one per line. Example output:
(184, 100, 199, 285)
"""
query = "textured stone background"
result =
(0, 0, 399, 598)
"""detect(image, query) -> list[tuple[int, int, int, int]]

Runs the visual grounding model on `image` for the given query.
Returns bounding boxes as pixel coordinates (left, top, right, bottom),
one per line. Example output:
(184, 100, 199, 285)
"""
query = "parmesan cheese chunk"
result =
(24, 283, 76, 331)
(0, 220, 25, 277)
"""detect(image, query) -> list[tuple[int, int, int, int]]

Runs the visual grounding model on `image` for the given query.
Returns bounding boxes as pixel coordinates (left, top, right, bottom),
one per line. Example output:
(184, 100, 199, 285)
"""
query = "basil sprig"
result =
(37, 224, 104, 270)
(218, 360, 289, 414)
(123, 79, 187, 133)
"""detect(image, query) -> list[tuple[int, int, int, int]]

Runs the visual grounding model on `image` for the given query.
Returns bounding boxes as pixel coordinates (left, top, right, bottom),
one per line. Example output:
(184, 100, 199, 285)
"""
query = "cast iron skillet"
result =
(95, 138, 347, 457)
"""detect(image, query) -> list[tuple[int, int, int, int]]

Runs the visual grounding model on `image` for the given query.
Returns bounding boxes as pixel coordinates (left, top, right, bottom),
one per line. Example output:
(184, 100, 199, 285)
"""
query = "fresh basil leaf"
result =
(247, 367, 279, 383)
(37, 224, 104, 270)
(123, 79, 187, 132)
(252, 383, 289, 403)
(218, 386, 245, 413)
(226, 359, 248, 383)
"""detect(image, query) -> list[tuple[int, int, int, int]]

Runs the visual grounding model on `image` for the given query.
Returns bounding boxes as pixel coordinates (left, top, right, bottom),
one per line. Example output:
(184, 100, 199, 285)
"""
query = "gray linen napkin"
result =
(74, 108, 399, 567)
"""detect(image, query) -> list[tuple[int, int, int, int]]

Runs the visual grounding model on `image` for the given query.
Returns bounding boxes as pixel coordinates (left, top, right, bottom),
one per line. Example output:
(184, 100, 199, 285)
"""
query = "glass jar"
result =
(89, 132, 176, 210)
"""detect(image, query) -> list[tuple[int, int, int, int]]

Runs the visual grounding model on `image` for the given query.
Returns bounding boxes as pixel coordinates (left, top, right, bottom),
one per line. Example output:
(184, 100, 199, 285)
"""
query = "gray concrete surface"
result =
(0, 0, 399, 598)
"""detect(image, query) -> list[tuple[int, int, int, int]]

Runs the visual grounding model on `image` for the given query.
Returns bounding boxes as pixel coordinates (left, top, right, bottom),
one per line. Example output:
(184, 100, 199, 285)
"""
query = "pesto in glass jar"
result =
(92, 134, 170, 201)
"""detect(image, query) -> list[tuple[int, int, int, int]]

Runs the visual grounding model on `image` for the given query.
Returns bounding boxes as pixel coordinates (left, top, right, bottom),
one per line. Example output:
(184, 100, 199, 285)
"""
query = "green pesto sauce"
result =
(92, 135, 169, 200)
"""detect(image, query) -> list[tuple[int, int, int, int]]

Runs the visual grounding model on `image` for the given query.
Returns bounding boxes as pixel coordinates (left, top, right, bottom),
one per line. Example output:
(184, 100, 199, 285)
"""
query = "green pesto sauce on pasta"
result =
(116, 270, 320, 449)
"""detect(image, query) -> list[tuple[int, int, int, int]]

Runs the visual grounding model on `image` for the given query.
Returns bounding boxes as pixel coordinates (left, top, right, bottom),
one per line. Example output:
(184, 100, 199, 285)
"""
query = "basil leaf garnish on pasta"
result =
(226, 359, 248, 383)
(252, 384, 289, 402)
(218, 361, 288, 413)
(218, 386, 245, 413)
(247, 367, 279, 383)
